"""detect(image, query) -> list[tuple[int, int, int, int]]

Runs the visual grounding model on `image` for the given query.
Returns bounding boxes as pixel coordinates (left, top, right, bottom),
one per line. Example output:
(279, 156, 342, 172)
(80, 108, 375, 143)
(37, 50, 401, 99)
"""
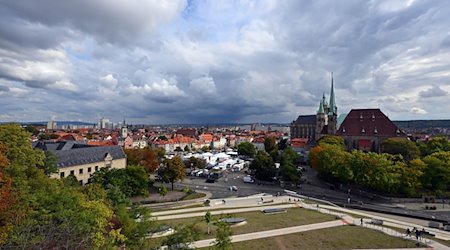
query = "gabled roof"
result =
(54, 145, 126, 168)
(336, 109, 405, 137)
(293, 115, 316, 124)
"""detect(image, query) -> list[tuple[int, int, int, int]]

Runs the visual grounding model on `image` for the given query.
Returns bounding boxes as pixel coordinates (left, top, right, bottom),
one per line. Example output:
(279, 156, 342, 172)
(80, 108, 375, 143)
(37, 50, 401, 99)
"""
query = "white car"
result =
(229, 186, 238, 191)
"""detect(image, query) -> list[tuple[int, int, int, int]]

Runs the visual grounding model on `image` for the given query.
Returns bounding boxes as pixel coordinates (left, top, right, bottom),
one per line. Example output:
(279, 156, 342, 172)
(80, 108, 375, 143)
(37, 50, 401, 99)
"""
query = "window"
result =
(88, 167, 92, 173)
(70, 170, 75, 175)
(60, 172, 65, 178)
(79, 168, 83, 174)
(95, 166, 99, 171)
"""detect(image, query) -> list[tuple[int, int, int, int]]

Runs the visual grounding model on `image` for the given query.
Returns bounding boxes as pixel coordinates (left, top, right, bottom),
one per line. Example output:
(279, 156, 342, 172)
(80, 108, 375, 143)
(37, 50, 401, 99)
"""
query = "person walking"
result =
(406, 228, 411, 237)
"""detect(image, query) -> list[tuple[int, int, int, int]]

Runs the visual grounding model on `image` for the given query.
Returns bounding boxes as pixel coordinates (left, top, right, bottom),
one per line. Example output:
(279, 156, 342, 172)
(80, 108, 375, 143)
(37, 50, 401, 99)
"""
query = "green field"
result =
(158, 207, 336, 239)
(230, 226, 419, 250)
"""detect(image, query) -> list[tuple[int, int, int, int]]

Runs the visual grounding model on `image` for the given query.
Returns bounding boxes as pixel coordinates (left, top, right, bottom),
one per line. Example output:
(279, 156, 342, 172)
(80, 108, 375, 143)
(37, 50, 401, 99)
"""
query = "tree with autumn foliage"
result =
(159, 156, 186, 190)
(124, 147, 163, 173)
(308, 145, 323, 169)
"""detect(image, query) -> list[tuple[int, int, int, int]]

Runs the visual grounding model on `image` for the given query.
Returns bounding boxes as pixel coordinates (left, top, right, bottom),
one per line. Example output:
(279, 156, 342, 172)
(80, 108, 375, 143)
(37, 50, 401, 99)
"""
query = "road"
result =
(159, 168, 450, 224)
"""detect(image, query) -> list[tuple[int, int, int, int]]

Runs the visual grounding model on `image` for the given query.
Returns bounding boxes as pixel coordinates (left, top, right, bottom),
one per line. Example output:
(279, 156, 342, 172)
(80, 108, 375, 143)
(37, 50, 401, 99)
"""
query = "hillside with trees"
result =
(0, 124, 161, 249)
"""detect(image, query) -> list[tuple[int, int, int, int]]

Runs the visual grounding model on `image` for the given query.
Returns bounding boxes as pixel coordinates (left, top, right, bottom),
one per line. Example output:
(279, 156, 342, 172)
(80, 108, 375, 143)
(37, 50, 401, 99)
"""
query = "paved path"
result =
(153, 203, 297, 220)
(152, 194, 295, 216)
(317, 204, 450, 241)
(191, 219, 345, 248)
(140, 190, 212, 209)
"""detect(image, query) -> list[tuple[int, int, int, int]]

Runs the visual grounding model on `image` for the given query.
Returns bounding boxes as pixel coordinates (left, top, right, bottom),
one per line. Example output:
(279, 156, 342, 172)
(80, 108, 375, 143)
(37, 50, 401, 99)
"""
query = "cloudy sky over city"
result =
(1, 0, 450, 124)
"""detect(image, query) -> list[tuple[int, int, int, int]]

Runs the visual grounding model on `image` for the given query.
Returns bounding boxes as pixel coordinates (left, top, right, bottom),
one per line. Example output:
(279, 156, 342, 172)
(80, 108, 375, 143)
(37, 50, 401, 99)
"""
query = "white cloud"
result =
(100, 74, 118, 87)
(410, 107, 428, 114)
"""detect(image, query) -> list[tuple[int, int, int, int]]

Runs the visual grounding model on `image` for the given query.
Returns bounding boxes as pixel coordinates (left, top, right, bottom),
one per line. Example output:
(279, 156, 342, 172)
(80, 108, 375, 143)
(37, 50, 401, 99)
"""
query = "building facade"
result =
(290, 75, 338, 144)
(336, 108, 406, 152)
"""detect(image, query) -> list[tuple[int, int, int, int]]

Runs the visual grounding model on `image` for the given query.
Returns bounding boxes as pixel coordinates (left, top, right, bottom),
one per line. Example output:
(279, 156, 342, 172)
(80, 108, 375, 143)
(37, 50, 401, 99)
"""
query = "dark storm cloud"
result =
(1, 0, 450, 123)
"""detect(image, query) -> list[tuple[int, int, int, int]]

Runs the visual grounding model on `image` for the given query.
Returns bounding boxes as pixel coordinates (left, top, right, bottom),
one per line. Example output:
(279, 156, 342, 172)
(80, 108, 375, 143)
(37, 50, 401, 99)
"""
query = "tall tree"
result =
(280, 147, 301, 184)
(250, 151, 276, 181)
(237, 142, 256, 157)
(205, 211, 212, 235)
(213, 221, 232, 250)
(159, 156, 186, 190)
(264, 136, 278, 153)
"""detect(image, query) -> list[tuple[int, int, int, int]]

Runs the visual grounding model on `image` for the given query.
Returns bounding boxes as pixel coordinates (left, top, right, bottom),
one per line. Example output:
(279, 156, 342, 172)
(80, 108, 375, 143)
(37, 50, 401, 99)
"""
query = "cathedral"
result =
(290, 75, 337, 144)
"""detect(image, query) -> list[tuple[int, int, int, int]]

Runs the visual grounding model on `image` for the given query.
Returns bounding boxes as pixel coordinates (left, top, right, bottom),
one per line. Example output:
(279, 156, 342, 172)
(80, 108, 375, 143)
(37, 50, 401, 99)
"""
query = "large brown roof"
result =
(336, 109, 405, 137)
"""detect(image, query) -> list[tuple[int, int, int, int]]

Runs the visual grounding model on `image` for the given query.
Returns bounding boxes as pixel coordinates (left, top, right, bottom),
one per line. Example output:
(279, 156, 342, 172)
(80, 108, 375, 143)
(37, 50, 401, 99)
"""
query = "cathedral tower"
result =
(327, 73, 338, 135)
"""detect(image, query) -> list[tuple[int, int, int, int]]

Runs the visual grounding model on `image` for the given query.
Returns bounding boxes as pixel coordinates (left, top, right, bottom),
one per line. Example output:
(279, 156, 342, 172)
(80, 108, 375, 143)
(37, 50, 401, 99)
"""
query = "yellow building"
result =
(40, 143, 127, 184)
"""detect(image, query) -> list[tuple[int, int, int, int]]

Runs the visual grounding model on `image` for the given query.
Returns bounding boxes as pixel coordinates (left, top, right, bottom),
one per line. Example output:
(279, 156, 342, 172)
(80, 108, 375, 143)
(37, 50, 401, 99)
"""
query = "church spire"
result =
(329, 72, 337, 115)
(318, 99, 324, 114)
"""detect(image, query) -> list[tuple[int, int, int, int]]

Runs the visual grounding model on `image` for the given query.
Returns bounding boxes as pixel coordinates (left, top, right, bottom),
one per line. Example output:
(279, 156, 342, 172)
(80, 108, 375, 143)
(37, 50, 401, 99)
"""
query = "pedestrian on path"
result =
(406, 228, 411, 237)
(360, 218, 363, 225)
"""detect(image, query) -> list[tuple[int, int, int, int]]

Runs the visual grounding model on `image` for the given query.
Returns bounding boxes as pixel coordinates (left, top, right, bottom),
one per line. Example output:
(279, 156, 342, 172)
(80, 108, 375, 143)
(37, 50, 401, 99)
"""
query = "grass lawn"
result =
(148, 207, 335, 249)
(157, 207, 336, 240)
(230, 225, 419, 250)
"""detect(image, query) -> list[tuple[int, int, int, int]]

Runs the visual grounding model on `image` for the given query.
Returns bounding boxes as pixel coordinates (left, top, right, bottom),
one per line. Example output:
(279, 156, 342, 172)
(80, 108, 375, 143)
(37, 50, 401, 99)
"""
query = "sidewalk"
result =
(140, 190, 212, 209)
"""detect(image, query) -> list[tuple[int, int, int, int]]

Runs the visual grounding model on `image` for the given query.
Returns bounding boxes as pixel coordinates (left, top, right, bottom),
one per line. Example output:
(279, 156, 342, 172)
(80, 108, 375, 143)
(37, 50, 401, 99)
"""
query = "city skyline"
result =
(1, 1, 450, 124)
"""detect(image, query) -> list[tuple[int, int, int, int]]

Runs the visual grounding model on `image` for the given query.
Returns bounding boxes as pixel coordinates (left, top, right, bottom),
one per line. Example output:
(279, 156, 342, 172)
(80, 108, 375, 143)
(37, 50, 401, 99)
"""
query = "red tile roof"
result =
(337, 109, 405, 137)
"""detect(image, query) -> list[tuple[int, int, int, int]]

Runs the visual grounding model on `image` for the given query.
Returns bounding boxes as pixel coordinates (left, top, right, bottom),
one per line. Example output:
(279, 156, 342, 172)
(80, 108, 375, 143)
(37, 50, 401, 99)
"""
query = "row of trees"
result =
(310, 136, 450, 196)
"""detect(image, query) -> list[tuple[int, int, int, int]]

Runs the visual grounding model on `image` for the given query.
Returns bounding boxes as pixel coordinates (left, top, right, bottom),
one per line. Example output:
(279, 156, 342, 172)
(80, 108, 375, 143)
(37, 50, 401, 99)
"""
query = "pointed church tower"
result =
(316, 98, 326, 142)
(121, 117, 128, 138)
(327, 73, 338, 135)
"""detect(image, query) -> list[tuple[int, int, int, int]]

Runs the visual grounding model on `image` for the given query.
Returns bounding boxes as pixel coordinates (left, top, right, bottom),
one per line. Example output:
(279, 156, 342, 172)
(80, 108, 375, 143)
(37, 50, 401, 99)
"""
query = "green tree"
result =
(49, 133, 59, 139)
(162, 224, 199, 250)
(419, 137, 450, 156)
(38, 133, 50, 140)
(213, 221, 232, 250)
(205, 211, 212, 235)
(184, 145, 190, 152)
(318, 135, 345, 148)
(421, 152, 450, 192)
(114, 205, 156, 248)
(280, 147, 301, 183)
(250, 151, 276, 181)
(237, 142, 256, 157)
(201, 145, 211, 152)
(264, 136, 278, 153)
(175, 146, 183, 152)
(187, 156, 207, 169)
(24, 125, 39, 135)
(380, 138, 420, 161)
(38, 150, 58, 176)
(278, 138, 288, 151)
(316, 144, 352, 184)
(158, 186, 168, 197)
(159, 156, 186, 190)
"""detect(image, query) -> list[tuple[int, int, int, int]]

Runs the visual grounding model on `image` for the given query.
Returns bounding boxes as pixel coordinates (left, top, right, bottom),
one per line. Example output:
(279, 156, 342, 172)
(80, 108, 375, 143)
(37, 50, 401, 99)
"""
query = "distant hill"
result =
(394, 120, 450, 129)
(18, 121, 96, 126)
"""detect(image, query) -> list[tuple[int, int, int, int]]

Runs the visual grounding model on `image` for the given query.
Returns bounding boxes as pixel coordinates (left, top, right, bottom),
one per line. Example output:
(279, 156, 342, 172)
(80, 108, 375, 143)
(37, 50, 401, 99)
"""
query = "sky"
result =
(1, 0, 450, 124)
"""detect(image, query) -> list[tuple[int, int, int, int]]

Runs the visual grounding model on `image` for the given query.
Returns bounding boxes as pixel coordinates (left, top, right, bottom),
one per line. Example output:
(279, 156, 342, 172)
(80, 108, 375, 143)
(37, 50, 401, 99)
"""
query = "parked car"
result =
(229, 186, 238, 191)
(243, 175, 254, 183)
